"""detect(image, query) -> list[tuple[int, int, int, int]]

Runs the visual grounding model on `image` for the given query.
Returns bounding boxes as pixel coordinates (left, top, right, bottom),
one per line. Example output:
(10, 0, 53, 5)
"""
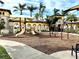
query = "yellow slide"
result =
(15, 28, 25, 37)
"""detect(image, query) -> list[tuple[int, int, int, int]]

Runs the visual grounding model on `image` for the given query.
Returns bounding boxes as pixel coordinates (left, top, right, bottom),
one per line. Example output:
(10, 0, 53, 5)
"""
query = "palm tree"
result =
(13, 3, 26, 31)
(13, 3, 26, 15)
(39, 3, 46, 19)
(41, 6, 46, 18)
(27, 5, 37, 17)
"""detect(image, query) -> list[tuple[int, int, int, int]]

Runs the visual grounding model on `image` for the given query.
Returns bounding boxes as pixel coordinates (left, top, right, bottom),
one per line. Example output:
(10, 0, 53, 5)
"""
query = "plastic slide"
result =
(31, 30, 36, 35)
(30, 27, 37, 35)
(15, 28, 25, 37)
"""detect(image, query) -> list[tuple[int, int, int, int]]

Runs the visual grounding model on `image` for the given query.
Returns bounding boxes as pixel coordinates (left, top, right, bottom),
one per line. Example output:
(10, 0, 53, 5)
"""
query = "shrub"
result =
(0, 19, 5, 30)
(1, 29, 9, 35)
(64, 28, 79, 34)
(41, 30, 49, 32)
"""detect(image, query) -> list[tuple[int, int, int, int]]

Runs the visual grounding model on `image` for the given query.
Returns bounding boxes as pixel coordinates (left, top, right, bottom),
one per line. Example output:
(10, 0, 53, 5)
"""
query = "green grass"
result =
(0, 46, 11, 59)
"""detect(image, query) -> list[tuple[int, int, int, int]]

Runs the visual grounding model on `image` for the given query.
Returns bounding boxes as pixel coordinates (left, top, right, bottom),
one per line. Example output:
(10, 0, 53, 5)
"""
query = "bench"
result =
(71, 44, 79, 59)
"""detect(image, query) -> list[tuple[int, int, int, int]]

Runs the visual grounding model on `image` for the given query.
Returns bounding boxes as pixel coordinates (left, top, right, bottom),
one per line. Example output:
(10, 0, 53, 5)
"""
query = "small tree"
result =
(35, 13, 39, 20)
(0, 19, 5, 30)
(66, 14, 77, 22)
(46, 16, 60, 36)
(66, 14, 77, 30)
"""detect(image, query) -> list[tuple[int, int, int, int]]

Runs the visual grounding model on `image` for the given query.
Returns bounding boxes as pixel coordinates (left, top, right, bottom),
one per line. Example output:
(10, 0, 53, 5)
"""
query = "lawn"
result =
(0, 46, 11, 59)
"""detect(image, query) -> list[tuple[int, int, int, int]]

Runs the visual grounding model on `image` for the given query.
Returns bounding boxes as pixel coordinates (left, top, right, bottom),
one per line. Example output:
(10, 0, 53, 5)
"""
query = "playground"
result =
(1, 1, 79, 59)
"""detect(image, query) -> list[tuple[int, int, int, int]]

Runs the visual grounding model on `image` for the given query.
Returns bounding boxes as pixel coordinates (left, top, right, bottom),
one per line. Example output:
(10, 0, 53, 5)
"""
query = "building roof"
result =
(65, 21, 79, 24)
(48, 15, 63, 20)
(10, 15, 32, 18)
(64, 5, 79, 12)
(0, 8, 11, 14)
(9, 20, 47, 23)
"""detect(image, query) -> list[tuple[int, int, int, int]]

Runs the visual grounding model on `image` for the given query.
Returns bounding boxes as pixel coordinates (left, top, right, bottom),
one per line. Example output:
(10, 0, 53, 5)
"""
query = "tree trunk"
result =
(67, 24, 69, 39)
(48, 24, 50, 37)
(20, 10, 22, 15)
(70, 21, 73, 29)
(19, 17, 21, 31)
(39, 10, 41, 19)
(24, 18, 26, 34)
(30, 11, 32, 17)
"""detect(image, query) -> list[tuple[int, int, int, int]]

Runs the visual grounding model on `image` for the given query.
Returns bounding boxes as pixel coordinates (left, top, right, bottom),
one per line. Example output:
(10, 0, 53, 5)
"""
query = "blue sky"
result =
(1, 0, 79, 17)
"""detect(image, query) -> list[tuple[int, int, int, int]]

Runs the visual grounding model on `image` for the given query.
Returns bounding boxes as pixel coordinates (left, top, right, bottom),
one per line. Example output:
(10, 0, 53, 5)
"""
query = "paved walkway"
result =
(50, 50, 78, 59)
(0, 40, 57, 59)
(0, 40, 78, 59)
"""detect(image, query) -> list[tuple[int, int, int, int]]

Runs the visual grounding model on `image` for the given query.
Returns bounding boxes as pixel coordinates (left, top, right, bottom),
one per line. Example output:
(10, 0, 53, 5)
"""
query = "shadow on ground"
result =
(31, 45, 71, 54)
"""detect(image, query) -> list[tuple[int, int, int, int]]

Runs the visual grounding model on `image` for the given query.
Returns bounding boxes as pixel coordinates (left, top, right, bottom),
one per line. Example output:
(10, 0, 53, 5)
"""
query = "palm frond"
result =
(27, 5, 37, 11)
(53, 8, 60, 15)
(22, 3, 26, 7)
(23, 8, 27, 10)
(33, 7, 37, 10)
(13, 9, 18, 12)
(0, 1, 4, 4)
(41, 6, 46, 13)
(19, 3, 22, 8)
(13, 6, 19, 9)
(27, 6, 31, 9)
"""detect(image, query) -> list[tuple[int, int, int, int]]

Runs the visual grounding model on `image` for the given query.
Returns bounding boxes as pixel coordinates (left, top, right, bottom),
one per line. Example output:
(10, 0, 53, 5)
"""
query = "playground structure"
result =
(15, 24, 38, 37)
(10, 17, 48, 35)
(15, 26, 25, 37)
(0, 14, 69, 39)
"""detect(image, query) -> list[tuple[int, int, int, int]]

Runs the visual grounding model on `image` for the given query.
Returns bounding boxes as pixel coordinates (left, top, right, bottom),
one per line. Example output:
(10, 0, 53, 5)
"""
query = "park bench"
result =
(71, 44, 79, 59)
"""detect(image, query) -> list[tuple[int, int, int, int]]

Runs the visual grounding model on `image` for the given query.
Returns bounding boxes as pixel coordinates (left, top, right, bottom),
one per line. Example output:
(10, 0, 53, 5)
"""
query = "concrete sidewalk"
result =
(50, 50, 79, 59)
(0, 40, 57, 59)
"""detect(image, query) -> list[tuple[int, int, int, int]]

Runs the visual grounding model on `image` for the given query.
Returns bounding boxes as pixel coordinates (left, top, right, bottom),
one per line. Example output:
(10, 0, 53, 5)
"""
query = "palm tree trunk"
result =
(39, 9, 41, 18)
(41, 13, 43, 19)
(20, 10, 22, 15)
(70, 21, 73, 29)
(30, 11, 32, 17)
(67, 24, 69, 39)
(20, 11, 22, 31)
